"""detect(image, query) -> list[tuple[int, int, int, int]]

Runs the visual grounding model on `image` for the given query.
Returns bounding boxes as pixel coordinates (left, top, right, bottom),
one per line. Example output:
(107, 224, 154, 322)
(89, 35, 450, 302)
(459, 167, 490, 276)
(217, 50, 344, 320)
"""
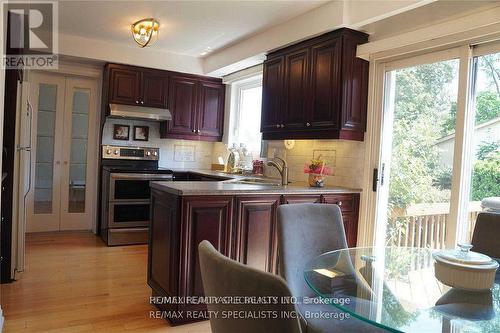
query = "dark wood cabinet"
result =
(148, 190, 181, 314)
(261, 57, 284, 133)
(106, 64, 168, 108)
(234, 196, 281, 274)
(149, 193, 233, 324)
(108, 67, 140, 106)
(103, 63, 225, 142)
(160, 77, 224, 141)
(165, 75, 198, 136)
(261, 28, 368, 141)
(197, 81, 225, 138)
(283, 48, 309, 129)
(281, 194, 322, 204)
(142, 71, 168, 108)
(309, 39, 341, 129)
(180, 196, 233, 312)
(322, 193, 360, 247)
(149, 190, 360, 325)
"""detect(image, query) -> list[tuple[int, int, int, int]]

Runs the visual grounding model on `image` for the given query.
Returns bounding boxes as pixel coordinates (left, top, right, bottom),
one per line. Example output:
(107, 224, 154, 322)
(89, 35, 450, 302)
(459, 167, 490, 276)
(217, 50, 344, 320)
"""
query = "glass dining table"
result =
(304, 247, 500, 333)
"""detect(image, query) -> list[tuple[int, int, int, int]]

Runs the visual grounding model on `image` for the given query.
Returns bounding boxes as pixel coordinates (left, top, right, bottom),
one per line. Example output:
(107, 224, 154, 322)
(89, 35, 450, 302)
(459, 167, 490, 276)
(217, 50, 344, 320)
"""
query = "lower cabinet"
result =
(322, 193, 360, 247)
(179, 196, 233, 313)
(148, 190, 360, 324)
(234, 196, 281, 274)
(281, 194, 322, 204)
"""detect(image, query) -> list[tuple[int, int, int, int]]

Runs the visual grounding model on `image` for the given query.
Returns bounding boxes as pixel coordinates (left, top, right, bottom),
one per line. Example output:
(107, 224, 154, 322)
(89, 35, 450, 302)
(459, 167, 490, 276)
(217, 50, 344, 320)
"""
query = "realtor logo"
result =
(2, 1, 58, 69)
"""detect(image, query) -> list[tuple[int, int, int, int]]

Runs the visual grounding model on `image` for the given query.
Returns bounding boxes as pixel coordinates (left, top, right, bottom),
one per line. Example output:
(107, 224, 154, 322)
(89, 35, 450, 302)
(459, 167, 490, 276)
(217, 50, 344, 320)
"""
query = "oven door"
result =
(109, 173, 173, 201)
(108, 201, 151, 228)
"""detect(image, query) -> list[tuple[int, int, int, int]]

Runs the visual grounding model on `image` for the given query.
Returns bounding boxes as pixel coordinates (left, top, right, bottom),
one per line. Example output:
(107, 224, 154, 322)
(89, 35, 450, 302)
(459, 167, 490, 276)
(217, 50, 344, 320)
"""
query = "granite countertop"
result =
(151, 169, 361, 196)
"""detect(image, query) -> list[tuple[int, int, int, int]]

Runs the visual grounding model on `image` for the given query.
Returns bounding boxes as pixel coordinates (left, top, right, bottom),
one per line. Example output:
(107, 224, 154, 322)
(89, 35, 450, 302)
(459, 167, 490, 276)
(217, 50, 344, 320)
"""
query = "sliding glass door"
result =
(375, 43, 500, 249)
(377, 56, 460, 249)
(461, 49, 500, 242)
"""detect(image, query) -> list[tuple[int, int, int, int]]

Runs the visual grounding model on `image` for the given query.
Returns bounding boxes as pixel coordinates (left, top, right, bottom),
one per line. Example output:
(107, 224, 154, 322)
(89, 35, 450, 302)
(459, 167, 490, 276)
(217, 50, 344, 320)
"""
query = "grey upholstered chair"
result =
(198, 240, 303, 333)
(277, 203, 386, 333)
(471, 212, 500, 259)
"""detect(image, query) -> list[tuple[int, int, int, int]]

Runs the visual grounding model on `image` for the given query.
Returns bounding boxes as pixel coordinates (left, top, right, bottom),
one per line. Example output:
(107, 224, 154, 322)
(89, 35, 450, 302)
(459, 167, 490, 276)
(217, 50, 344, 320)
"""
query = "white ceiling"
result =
(58, 0, 328, 57)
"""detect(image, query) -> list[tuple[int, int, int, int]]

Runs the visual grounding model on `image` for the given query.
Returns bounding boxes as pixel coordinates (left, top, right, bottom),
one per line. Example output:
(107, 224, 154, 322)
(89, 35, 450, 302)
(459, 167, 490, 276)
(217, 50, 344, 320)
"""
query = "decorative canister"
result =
(304, 156, 332, 187)
(433, 244, 499, 291)
(308, 173, 325, 187)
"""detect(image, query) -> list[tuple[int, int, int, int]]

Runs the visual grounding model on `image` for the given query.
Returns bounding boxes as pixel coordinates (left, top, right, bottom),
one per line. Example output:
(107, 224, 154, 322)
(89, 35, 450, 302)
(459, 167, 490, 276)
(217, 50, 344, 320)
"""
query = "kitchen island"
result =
(148, 175, 361, 324)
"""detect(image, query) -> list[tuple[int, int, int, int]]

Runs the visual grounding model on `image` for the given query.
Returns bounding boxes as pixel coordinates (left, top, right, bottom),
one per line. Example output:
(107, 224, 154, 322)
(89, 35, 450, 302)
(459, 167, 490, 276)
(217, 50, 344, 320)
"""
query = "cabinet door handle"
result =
(135, 100, 139, 104)
(337, 201, 343, 207)
(140, 101, 144, 104)
(306, 122, 311, 127)
(275, 124, 280, 128)
(196, 129, 201, 134)
(192, 129, 196, 133)
(281, 124, 285, 128)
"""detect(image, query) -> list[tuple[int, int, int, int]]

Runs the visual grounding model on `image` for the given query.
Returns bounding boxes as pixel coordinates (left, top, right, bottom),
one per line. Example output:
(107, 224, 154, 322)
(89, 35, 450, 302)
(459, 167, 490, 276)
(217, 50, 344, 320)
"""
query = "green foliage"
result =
(475, 91, 500, 124)
(388, 61, 456, 209)
(471, 152, 500, 201)
(442, 91, 500, 136)
(434, 167, 452, 190)
(477, 141, 500, 160)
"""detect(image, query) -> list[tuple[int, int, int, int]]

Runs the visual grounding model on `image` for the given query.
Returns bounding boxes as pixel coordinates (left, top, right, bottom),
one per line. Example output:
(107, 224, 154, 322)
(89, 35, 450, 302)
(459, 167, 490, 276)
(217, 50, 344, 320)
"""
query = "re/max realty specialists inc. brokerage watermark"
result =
(2, 0, 58, 69)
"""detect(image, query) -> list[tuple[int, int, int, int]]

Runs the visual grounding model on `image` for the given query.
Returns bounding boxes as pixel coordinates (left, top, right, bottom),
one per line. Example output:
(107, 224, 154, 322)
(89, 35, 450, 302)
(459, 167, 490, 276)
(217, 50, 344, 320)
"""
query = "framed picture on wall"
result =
(113, 124, 130, 140)
(133, 126, 149, 141)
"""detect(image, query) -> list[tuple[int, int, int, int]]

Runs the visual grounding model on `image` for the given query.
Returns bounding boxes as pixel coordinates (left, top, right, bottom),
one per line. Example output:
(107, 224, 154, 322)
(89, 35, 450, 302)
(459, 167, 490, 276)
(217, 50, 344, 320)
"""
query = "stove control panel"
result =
(102, 145, 159, 160)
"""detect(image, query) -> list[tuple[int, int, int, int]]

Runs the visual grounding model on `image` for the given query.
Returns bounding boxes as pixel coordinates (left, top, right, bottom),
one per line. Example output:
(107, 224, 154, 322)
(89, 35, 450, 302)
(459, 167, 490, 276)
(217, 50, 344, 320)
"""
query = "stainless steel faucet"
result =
(266, 157, 289, 186)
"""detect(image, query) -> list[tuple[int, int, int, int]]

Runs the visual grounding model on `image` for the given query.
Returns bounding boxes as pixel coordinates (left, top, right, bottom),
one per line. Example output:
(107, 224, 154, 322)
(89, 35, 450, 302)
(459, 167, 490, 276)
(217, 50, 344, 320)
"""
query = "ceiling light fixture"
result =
(131, 18, 160, 47)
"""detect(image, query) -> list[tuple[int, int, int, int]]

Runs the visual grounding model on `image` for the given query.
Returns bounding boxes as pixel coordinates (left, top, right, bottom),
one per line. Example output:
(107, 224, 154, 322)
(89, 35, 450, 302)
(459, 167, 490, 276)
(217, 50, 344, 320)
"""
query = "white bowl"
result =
(433, 249, 499, 291)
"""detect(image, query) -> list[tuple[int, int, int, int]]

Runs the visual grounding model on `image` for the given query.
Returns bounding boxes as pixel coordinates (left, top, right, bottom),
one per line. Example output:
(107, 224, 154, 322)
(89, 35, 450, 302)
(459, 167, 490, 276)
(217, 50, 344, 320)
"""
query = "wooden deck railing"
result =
(387, 202, 482, 249)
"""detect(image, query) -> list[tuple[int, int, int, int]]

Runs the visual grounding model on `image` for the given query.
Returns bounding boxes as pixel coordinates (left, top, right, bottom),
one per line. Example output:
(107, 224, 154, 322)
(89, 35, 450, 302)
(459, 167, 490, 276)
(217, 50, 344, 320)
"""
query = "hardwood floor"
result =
(1, 232, 211, 333)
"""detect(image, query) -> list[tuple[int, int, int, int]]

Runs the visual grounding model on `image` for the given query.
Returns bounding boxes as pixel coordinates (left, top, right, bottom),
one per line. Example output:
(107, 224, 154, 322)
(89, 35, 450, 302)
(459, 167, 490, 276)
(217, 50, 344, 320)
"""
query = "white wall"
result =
(436, 119, 500, 168)
(59, 33, 204, 75)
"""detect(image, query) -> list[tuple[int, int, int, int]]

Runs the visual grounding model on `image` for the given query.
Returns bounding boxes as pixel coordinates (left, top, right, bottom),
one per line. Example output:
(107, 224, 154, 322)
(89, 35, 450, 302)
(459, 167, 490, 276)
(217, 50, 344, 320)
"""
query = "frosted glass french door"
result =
(27, 72, 98, 232)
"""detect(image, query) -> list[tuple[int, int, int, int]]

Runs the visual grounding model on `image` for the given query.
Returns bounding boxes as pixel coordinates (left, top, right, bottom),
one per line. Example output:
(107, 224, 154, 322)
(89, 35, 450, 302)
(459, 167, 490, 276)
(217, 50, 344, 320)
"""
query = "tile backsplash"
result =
(264, 139, 365, 189)
(102, 118, 214, 169)
(102, 119, 365, 188)
(212, 139, 365, 189)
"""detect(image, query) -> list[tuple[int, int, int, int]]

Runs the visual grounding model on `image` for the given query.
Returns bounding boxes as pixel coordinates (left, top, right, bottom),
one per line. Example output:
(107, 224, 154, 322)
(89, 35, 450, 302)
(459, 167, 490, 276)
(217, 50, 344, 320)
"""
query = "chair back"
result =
(471, 212, 500, 259)
(277, 203, 348, 298)
(198, 240, 302, 333)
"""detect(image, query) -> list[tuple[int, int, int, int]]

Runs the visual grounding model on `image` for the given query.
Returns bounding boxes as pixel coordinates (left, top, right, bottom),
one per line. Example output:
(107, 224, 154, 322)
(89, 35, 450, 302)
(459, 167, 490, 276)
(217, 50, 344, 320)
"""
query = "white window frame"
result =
(227, 74, 263, 155)
(359, 38, 500, 248)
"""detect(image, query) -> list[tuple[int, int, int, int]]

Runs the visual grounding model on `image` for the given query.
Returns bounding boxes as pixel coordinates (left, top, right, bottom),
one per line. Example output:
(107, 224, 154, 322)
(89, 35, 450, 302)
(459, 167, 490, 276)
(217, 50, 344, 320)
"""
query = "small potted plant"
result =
(304, 156, 332, 187)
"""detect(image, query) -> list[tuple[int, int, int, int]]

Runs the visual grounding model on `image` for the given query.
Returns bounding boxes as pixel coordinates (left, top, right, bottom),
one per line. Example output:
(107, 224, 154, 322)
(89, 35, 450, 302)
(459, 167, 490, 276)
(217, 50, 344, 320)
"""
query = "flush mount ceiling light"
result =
(131, 18, 160, 47)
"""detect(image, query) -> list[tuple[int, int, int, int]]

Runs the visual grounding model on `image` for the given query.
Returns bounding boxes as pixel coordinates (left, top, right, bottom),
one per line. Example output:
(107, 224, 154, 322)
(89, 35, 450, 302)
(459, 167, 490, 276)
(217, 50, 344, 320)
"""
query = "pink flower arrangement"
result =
(304, 156, 332, 176)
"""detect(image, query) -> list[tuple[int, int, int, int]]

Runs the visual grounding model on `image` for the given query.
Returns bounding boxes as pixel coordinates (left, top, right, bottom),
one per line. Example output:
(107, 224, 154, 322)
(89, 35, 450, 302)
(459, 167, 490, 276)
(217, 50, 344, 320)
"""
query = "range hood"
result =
(108, 103, 172, 121)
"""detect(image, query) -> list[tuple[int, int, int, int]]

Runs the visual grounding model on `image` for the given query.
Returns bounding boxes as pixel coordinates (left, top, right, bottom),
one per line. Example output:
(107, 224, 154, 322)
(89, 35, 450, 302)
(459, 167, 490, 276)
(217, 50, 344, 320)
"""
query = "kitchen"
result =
(1, 1, 500, 333)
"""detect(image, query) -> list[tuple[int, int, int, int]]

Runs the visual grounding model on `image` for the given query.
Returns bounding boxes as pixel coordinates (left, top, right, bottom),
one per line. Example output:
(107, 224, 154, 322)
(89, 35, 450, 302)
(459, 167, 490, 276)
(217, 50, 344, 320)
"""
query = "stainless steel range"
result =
(100, 145, 173, 246)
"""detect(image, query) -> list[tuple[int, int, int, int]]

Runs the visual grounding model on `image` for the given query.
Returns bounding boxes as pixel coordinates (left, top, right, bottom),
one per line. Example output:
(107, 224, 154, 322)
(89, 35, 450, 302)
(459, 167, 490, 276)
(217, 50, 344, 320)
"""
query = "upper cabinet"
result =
(103, 63, 225, 142)
(106, 64, 168, 108)
(160, 76, 225, 142)
(261, 28, 369, 141)
(142, 71, 169, 108)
